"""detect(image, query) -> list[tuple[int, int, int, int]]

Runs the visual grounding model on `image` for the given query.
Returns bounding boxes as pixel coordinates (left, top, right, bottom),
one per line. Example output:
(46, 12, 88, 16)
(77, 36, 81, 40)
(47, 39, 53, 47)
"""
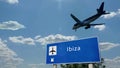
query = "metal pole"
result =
(88, 64, 94, 68)
(53, 64, 57, 68)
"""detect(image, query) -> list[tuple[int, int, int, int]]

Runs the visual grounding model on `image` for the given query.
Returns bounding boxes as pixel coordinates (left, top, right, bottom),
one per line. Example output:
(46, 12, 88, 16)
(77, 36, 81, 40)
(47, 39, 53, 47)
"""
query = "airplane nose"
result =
(72, 27, 75, 30)
(72, 27, 74, 30)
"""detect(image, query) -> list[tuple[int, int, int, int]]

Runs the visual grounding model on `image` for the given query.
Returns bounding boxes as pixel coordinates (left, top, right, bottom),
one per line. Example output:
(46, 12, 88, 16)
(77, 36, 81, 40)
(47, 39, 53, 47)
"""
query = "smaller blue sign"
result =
(46, 37, 100, 64)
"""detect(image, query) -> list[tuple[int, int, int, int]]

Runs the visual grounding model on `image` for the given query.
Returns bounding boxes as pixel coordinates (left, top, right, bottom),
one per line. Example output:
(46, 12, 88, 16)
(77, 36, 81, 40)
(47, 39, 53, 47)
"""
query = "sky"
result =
(0, 0, 120, 68)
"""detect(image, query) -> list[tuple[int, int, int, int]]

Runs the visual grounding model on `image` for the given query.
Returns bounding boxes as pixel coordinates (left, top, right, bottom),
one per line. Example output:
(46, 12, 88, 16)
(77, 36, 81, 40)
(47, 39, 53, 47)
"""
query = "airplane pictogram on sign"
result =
(49, 46, 57, 56)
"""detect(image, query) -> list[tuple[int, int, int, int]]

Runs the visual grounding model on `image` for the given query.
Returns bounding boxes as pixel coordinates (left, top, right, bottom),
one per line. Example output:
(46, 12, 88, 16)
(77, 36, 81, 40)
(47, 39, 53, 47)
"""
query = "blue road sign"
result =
(46, 37, 100, 64)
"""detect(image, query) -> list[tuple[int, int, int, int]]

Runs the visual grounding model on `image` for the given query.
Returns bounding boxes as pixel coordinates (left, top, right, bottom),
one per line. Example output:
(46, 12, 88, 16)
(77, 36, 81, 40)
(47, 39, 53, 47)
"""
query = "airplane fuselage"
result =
(83, 14, 101, 25)
(73, 13, 102, 30)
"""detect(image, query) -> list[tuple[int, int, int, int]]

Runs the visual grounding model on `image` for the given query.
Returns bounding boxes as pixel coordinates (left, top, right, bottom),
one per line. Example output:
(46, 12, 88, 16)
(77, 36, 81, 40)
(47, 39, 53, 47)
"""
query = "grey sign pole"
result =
(88, 64, 94, 68)
(53, 64, 57, 68)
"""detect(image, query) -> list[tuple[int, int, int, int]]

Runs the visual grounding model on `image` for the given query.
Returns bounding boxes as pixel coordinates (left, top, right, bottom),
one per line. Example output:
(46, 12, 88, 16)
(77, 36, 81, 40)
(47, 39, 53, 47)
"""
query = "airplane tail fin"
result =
(97, 2, 109, 15)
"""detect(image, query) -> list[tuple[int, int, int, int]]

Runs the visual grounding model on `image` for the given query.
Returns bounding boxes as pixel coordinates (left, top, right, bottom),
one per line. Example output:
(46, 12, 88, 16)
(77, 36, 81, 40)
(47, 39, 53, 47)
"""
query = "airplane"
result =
(50, 47, 56, 54)
(71, 2, 109, 31)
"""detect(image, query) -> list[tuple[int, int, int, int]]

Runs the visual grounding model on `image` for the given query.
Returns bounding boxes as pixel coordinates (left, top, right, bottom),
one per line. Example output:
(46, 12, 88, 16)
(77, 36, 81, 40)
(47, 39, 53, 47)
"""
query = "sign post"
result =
(46, 37, 100, 65)
(53, 64, 57, 68)
(88, 64, 94, 68)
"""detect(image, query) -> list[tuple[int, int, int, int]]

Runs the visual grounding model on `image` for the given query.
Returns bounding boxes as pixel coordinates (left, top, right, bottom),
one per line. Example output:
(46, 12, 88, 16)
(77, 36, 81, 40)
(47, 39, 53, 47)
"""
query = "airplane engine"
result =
(85, 25, 91, 29)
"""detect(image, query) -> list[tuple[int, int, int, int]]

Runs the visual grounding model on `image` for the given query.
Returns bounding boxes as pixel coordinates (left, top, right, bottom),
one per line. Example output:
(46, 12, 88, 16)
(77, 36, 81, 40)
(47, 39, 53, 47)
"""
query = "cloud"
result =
(9, 34, 120, 52)
(35, 34, 77, 45)
(0, 0, 19, 4)
(9, 36, 35, 45)
(9, 34, 76, 46)
(0, 38, 23, 68)
(94, 25, 106, 31)
(0, 21, 25, 31)
(104, 56, 120, 68)
(102, 9, 120, 19)
(34, 35, 41, 40)
(6, 0, 19, 4)
(99, 42, 120, 51)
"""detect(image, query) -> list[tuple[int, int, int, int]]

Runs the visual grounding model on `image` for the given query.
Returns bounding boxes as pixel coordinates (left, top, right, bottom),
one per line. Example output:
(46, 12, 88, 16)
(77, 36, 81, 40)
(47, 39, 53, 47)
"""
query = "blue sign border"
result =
(46, 37, 101, 64)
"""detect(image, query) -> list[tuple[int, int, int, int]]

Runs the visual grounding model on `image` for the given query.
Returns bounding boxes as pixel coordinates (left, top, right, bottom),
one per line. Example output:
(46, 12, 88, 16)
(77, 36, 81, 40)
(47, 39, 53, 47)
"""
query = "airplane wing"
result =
(70, 13, 82, 23)
(90, 23, 105, 26)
